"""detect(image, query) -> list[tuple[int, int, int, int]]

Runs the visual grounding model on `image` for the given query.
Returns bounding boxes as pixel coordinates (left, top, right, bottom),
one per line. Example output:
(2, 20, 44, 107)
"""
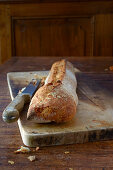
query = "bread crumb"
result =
(36, 147, 39, 151)
(64, 151, 70, 154)
(109, 66, 113, 71)
(8, 160, 14, 165)
(28, 155, 36, 162)
(14, 146, 30, 154)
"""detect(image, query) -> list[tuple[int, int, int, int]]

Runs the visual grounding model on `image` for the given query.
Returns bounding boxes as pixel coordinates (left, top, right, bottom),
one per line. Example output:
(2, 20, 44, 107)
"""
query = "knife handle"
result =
(2, 93, 31, 123)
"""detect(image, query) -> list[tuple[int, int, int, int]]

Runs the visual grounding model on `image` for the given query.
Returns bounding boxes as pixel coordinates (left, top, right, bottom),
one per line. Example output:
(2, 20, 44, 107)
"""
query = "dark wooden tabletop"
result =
(0, 56, 113, 169)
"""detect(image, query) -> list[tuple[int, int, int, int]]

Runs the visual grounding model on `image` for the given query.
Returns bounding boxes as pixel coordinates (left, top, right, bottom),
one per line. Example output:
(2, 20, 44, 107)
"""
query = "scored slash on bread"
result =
(27, 60, 78, 123)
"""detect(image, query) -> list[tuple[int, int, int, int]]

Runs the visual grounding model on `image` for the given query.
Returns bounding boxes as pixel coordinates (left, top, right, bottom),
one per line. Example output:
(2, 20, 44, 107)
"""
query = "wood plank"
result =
(0, 57, 113, 73)
(0, 141, 113, 169)
(13, 17, 94, 56)
(94, 14, 113, 56)
(0, 5, 11, 64)
(10, 1, 113, 17)
(0, 0, 112, 4)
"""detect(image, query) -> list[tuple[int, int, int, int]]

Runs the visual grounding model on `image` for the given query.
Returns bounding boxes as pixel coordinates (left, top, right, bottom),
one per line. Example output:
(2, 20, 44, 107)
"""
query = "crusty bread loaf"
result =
(27, 60, 78, 123)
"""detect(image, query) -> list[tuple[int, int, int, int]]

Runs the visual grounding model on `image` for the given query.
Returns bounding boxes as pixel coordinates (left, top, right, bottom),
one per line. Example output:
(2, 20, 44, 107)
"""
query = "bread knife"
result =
(2, 79, 41, 123)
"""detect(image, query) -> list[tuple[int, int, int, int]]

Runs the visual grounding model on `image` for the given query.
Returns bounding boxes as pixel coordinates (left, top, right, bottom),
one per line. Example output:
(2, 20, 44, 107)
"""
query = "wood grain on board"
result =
(7, 71, 113, 147)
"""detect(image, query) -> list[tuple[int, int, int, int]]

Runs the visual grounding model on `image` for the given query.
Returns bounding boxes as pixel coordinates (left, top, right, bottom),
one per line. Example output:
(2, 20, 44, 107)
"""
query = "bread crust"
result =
(27, 60, 78, 123)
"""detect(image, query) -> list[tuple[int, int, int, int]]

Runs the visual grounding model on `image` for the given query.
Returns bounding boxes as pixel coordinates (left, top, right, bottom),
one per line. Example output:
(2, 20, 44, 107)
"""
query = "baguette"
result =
(27, 60, 78, 123)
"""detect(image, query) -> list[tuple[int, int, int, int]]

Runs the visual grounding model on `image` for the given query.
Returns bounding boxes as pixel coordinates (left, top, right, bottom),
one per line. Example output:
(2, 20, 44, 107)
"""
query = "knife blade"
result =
(2, 79, 41, 123)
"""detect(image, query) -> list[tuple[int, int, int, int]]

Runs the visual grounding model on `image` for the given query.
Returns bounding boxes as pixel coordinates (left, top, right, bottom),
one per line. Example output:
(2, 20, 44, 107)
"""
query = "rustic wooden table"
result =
(0, 57, 113, 169)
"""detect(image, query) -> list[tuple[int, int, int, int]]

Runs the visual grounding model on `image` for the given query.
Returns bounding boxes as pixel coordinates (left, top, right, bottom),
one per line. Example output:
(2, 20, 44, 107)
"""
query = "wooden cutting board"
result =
(7, 71, 113, 147)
